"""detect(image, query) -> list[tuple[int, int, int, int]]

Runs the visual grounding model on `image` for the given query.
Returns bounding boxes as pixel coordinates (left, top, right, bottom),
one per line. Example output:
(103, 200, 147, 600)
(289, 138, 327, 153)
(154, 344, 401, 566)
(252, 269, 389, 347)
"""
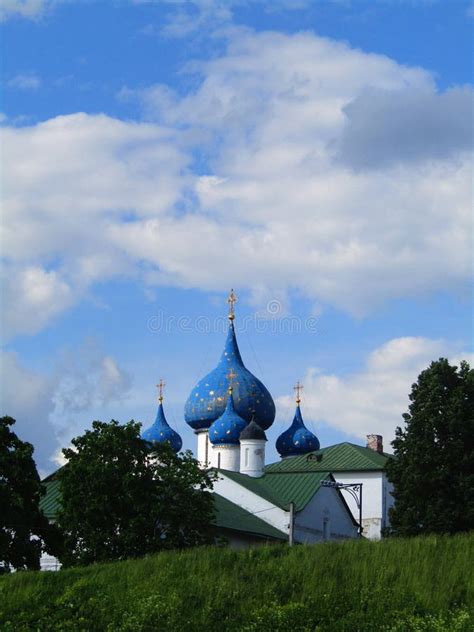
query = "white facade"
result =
(40, 553, 61, 571)
(213, 472, 288, 533)
(333, 471, 394, 539)
(213, 445, 240, 471)
(239, 438, 266, 477)
(196, 430, 210, 467)
(295, 486, 359, 542)
(213, 472, 358, 543)
(195, 431, 392, 540)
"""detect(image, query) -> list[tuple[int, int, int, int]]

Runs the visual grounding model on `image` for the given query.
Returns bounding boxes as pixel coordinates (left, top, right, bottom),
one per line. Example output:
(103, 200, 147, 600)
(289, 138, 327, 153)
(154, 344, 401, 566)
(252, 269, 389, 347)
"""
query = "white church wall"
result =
(333, 471, 393, 539)
(239, 439, 266, 477)
(40, 553, 61, 571)
(214, 473, 359, 543)
(196, 430, 212, 467)
(214, 446, 240, 471)
(295, 486, 359, 543)
(213, 473, 290, 534)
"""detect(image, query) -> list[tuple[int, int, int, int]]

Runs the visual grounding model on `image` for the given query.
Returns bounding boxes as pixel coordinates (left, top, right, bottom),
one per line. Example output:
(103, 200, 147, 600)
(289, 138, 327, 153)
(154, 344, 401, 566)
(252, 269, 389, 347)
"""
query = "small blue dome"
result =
(208, 392, 247, 446)
(276, 404, 320, 458)
(184, 321, 275, 431)
(142, 401, 183, 453)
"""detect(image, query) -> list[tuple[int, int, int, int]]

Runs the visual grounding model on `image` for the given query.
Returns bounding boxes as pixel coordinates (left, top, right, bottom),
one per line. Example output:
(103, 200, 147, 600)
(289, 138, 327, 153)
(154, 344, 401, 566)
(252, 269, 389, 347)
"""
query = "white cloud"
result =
(7, 73, 41, 90)
(119, 30, 471, 312)
(0, 0, 46, 21)
(276, 337, 473, 450)
(160, 0, 233, 38)
(337, 85, 473, 169)
(2, 30, 472, 337)
(0, 0, 451, 24)
(0, 0, 79, 21)
(1, 265, 74, 337)
(0, 0, 311, 24)
(134, 0, 317, 38)
(0, 350, 58, 470)
(0, 341, 132, 473)
(1, 112, 190, 338)
(51, 343, 132, 418)
(0, 0, 71, 21)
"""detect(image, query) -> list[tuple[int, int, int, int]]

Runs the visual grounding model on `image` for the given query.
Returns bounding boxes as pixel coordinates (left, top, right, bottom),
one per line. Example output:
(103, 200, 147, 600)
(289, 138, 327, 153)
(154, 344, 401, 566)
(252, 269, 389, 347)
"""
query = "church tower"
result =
(239, 418, 267, 477)
(208, 373, 246, 471)
(184, 290, 275, 467)
(276, 382, 320, 458)
(142, 380, 183, 453)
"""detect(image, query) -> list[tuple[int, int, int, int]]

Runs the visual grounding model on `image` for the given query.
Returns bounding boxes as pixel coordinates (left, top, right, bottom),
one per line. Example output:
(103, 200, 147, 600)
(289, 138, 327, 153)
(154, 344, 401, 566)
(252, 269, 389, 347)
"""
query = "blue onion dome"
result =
(184, 291, 276, 431)
(208, 390, 247, 446)
(276, 388, 320, 457)
(142, 383, 183, 453)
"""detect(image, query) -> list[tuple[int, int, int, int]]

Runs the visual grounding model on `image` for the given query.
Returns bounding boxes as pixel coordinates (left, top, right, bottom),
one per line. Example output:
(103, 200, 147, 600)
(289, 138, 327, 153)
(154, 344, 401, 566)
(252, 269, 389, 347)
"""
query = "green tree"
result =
(386, 358, 474, 536)
(0, 416, 62, 572)
(57, 420, 216, 567)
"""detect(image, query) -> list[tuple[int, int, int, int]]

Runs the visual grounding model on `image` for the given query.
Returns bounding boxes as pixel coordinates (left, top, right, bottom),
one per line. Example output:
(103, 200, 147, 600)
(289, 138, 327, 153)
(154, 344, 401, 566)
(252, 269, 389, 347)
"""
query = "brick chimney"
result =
(366, 434, 383, 454)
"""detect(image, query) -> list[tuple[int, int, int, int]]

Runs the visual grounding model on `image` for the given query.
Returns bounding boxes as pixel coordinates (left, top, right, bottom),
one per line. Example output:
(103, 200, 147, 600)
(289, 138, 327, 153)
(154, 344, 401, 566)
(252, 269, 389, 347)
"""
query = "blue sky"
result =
(1, 0, 472, 474)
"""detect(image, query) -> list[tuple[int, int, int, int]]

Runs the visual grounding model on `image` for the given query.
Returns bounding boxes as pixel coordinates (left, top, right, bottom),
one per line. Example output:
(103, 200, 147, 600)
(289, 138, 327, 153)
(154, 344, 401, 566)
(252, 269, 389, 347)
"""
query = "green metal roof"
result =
(38, 471, 287, 540)
(39, 476, 61, 521)
(40, 442, 379, 529)
(212, 493, 287, 540)
(218, 469, 332, 512)
(265, 442, 390, 474)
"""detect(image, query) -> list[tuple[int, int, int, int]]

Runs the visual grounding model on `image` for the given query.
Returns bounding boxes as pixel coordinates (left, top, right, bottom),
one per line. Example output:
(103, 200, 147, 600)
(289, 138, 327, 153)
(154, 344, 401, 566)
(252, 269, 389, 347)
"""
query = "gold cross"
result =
(294, 381, 303, 404)
(156, 379, 166, 403)
(227, 288, 237, 321)
(227, 368, 237, 393)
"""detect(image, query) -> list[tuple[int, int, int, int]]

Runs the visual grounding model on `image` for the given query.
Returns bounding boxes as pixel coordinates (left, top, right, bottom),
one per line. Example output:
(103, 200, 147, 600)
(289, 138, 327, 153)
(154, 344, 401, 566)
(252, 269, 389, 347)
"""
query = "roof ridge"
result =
(265, 441, 389, 472)
(345, 442, 389, 458)
(41, 466, 64, 482)
(212, 492, 287, 540)
(213, 491, 285, 527)
(219, 468, 333, 512)
(215, 469, 285, 508)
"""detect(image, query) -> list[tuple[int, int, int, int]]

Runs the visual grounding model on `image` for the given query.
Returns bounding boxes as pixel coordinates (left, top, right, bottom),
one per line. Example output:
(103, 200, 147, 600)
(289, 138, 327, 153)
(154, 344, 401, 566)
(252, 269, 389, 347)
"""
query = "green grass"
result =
(1, 533, 473, 631)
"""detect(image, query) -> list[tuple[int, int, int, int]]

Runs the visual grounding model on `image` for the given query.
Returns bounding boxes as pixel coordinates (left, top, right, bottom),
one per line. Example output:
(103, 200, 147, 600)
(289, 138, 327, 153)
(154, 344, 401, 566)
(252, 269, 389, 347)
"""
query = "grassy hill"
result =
(1, 533, 473, 631)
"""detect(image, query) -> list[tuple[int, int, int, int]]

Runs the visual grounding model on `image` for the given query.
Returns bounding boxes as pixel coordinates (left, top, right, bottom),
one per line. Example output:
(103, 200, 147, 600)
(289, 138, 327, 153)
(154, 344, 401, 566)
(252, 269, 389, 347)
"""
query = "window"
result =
(245, 448, 249, 467)
(323, 517, 330, 540)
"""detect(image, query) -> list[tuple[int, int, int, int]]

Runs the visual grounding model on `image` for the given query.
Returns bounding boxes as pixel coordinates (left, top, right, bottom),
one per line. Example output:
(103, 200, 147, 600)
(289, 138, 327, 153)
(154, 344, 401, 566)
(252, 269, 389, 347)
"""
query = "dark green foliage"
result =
(386, 359, 474, 536)
(57, 420, 216, 567)
(0, 534, 473, 631)
(0, 417, 62, 573)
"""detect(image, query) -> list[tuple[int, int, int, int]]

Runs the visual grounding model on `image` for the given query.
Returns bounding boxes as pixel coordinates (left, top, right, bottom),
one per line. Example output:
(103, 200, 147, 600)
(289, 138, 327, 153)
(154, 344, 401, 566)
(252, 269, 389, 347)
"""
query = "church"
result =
(112, 290, 393, 544)
(40, 291, 394, 564)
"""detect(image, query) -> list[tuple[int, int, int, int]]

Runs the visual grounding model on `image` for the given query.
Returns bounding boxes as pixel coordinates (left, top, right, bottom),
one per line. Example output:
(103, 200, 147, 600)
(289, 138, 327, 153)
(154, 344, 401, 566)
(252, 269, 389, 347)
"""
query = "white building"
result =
(213, 468, 359, 544)
(265, 438, 393, 540)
